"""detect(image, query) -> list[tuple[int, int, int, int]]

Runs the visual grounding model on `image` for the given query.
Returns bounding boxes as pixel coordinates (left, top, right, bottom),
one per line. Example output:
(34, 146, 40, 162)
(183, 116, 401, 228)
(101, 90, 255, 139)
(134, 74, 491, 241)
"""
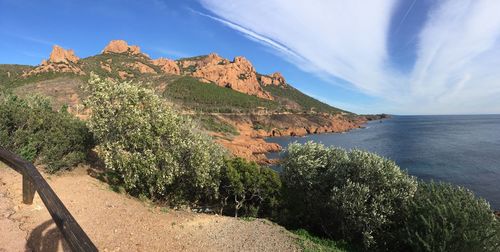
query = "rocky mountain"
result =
(0, 40, 375, 163)
(23, 45, 84, 77)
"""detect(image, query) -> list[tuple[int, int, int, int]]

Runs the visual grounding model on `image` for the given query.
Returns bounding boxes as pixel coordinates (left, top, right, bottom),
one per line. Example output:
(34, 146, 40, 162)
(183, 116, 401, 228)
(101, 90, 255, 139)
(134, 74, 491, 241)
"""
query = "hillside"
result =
(0, 40, 371, 163)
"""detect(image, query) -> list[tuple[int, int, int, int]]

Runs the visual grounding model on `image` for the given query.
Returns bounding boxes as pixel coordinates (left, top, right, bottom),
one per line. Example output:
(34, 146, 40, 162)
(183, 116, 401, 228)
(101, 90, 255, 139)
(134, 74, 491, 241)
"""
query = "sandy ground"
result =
(0, 163, 299, 252)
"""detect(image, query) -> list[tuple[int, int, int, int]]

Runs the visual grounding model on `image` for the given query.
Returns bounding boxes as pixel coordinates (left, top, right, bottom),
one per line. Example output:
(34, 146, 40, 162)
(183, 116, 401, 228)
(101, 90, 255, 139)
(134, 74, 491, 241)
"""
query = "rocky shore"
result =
(214, 114, 388, 164)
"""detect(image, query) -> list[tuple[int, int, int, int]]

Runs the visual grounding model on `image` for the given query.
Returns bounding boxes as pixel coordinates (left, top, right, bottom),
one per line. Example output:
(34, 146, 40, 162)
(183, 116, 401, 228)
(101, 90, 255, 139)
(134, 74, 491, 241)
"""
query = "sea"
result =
(266, 115, 500, 209)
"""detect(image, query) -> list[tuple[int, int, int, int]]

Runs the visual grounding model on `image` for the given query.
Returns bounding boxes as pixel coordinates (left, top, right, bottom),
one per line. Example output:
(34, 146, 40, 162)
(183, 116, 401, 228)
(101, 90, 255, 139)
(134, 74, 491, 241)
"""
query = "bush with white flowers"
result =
(84, 73, 225, 204)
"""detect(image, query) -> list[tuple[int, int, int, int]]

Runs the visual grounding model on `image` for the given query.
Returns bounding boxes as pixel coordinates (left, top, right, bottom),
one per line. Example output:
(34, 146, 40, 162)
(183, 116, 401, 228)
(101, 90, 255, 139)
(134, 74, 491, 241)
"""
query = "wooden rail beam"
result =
(0, 147, 97, 252)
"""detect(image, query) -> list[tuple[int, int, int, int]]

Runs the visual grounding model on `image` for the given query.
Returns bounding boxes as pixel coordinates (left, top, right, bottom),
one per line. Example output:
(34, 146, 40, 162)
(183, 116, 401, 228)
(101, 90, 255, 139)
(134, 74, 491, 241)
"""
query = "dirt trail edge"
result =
(0, 163, 299, 252)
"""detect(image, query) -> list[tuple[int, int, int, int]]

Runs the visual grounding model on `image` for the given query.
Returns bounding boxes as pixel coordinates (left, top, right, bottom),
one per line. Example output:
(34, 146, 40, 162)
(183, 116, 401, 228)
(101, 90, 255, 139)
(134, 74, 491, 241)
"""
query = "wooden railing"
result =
(0, 147, 97, 252)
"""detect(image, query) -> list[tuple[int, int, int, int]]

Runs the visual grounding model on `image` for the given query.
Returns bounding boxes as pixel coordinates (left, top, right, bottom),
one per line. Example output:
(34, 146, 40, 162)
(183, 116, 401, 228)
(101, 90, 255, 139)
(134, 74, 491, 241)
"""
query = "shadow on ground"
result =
(26, 219, 69, 252)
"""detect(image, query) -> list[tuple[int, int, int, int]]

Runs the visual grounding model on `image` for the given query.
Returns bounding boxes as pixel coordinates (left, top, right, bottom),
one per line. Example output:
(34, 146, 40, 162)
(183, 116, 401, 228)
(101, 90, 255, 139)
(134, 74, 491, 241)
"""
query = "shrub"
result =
(219, 157, 281, 218)
(398, 181, 500, 252)
(0, 93, 92, 173)
(281, 142, 417, 249)
(83, 73, 225, 205)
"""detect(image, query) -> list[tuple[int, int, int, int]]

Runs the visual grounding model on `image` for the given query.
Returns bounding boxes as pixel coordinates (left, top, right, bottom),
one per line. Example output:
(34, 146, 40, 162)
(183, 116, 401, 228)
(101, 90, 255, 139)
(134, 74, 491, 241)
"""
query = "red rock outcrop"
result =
(151, 58, 180, 75)
(266, 114, 361, 137)
(102, 40, 149, 57)
(23, 45, 84, 77)
(178, 53, 273, 100)
(214, 120, 282, 164)
(49, 45, 79, 64)
(260, 72, 286, 86)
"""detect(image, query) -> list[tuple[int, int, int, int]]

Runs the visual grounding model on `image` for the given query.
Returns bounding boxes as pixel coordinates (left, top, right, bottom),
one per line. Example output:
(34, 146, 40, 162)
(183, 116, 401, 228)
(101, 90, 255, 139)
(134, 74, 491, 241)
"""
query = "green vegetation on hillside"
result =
(0, 64, 32, 87)
(80, 53, 162, 81)
(0, 65, 74, 90)
(195, 115, 239, 135)
(263, 84, 347, 114)
(0, 93, 92, 172)
(164, 76, 280, 113)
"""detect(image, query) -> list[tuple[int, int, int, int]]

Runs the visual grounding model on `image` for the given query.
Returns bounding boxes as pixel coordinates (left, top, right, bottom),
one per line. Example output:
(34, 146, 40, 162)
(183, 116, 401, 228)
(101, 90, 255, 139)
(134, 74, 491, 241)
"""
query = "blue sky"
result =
(1, 0, 500, 115)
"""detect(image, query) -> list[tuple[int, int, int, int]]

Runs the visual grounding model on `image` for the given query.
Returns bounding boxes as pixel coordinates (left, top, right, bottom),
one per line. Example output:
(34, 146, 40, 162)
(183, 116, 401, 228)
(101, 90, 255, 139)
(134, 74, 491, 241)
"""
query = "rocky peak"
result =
(48, 45, 79, 64)
(102, 40, 146, 56)
(23, 45, 83, 77)
(200, 53, 229, 67)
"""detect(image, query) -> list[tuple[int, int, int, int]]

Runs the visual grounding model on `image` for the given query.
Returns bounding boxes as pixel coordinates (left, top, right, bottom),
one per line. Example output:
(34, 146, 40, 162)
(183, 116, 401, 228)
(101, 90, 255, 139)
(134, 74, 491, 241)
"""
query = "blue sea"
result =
(266, 115, 500, 209)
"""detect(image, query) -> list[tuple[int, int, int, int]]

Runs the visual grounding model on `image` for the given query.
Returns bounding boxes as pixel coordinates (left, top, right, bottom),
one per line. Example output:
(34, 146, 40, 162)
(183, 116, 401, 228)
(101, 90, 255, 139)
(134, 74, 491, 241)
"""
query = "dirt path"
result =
(0, 163, 299, 252)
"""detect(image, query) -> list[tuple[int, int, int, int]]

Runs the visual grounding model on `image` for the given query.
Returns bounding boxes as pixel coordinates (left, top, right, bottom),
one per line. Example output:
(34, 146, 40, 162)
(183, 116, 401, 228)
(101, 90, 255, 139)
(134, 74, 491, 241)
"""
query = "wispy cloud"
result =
(198, 0, 398, 96)
(198, 0, 500, 114)
(404, 0, 500, 114)
(189, 9, 303, 62)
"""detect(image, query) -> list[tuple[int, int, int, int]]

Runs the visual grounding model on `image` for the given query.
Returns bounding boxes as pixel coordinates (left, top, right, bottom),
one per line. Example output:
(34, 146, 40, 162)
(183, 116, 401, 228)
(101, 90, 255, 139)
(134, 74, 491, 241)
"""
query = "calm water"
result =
(266, 115, 500, 209)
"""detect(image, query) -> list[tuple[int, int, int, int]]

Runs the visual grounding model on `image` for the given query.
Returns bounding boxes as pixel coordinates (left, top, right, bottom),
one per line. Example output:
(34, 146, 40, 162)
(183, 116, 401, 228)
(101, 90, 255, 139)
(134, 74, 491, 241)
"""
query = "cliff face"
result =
(178, 53, 274, 100)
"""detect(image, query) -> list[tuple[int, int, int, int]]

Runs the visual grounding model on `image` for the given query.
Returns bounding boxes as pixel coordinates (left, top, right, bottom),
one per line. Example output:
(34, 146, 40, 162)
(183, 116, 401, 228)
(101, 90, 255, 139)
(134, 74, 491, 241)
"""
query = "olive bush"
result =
(83, 73, 225, 204)
(398, 181, 500, 252)
(219, 157, 281, 218)
(0, 93, 92, 173)
(281, 142, 417, 249)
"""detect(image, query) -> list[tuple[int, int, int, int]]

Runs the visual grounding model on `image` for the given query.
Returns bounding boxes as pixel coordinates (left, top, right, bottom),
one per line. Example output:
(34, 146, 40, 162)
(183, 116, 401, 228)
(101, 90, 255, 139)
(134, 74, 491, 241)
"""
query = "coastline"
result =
(215, 114, 389, 164)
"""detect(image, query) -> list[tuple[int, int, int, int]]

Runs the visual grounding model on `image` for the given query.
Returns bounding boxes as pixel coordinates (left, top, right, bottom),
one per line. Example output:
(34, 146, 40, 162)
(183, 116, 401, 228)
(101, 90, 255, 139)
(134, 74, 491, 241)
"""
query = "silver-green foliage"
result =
(83, 73, 225, 204)
(401, 181, 500, 252)
(281, 142, 418, 249)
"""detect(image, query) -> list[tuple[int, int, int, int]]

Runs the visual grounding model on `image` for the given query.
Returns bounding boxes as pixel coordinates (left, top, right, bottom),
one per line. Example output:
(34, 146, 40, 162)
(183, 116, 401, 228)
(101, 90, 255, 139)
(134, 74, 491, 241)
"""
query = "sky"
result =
(1, 0, 500, 115)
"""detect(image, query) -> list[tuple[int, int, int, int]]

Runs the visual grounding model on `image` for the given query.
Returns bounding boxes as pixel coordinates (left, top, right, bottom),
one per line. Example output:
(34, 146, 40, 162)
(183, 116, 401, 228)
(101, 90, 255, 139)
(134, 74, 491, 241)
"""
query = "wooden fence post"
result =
(22, 174, 35, 204)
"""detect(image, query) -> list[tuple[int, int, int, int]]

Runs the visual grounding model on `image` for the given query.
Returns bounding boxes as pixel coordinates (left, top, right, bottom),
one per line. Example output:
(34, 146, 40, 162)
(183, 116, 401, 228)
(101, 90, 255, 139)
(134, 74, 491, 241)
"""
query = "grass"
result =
(293, 229, 353, 252)
(163, 76, 280, 113)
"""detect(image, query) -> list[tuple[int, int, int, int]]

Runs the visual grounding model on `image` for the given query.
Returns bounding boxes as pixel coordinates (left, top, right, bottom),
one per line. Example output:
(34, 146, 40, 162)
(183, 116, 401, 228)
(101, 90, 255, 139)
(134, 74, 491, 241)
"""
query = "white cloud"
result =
(404, 0, 500, 114)
(199, 0, 500, 114)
